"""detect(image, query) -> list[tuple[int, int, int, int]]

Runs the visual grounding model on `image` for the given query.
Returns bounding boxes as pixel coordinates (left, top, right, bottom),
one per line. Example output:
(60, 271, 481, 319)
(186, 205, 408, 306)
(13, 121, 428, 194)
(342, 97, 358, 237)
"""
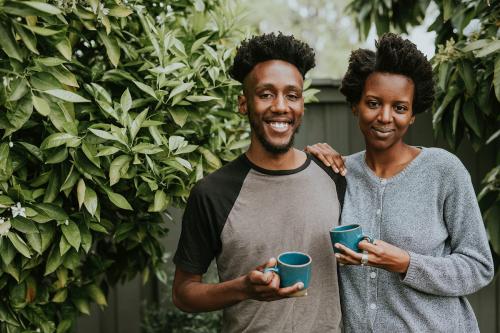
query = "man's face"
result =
(239, 60, 304, 155)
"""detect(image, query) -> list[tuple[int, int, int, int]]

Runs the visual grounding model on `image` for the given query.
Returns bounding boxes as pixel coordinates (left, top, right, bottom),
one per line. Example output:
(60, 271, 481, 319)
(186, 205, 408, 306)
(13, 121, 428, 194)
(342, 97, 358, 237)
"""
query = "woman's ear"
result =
(351, 106, 358, 116)
(238, 95, 247, 115)
(410, 115, 415, 125)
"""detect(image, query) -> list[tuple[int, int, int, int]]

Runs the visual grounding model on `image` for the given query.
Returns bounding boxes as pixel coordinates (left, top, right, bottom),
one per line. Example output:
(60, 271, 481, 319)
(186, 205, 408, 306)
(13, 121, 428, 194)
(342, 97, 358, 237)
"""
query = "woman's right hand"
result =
(305, 143, 347, 176)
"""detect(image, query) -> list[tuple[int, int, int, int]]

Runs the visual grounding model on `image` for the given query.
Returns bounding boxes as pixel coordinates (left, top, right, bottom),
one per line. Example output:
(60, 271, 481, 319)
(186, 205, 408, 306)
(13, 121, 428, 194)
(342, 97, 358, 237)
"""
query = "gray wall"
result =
(76, 79, 499, 333)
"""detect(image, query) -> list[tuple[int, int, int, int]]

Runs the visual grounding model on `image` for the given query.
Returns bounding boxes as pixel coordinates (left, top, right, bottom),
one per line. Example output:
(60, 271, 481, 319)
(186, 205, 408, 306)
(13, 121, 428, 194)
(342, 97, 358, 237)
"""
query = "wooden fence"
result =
(76, 79, 500, 333)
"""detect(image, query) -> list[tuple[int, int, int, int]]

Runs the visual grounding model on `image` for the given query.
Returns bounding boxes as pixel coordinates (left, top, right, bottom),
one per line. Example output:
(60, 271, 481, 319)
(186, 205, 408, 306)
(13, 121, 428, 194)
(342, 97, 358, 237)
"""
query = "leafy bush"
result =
(142, 262, 221, 333)
(0, 0, 249, 331)
(345, 0, 500, 257)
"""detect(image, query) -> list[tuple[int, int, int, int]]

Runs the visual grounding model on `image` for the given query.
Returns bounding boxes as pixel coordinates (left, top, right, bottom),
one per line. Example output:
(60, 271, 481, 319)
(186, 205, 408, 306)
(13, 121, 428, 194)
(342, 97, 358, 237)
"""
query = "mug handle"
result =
(263, 267, 279, 274)
(357, 235, 374, 244)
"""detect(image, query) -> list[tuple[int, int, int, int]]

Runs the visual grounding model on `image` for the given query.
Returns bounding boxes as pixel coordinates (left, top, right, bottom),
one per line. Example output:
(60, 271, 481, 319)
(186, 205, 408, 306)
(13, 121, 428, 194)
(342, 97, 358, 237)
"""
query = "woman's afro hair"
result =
(229, 32, 316, 83)
(340, 33, 435, 114)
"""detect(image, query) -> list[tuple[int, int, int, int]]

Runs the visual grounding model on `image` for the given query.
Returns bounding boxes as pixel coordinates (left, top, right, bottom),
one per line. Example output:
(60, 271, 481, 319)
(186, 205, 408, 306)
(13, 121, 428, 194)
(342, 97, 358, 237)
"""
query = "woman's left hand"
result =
(334, 239, 411, 274)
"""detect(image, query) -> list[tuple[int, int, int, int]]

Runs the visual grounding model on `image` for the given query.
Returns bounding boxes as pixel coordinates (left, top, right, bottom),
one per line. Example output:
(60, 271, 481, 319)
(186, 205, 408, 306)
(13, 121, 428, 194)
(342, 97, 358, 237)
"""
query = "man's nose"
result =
(272, 94, 287, 113)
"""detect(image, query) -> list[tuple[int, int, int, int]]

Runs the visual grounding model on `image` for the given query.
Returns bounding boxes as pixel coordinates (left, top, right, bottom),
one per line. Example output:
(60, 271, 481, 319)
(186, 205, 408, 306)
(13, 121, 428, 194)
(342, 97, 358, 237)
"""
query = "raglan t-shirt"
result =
(174, 153, 345, 333)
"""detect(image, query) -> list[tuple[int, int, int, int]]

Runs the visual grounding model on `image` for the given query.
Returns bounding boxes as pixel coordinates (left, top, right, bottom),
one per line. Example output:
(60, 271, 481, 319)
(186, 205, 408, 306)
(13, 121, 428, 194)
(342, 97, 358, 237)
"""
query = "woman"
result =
(306, 33, 494, 332)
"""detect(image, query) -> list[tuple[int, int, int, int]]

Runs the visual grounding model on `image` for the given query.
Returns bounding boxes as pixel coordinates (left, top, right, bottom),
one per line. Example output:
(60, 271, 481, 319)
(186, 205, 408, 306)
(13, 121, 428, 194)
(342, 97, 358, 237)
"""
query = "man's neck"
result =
(245, 145, 306, 171)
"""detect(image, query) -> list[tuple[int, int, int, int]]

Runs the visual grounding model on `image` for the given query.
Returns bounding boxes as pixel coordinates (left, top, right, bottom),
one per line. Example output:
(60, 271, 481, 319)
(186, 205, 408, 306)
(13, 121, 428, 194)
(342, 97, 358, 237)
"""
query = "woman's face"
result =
(354, 72, 415, 152)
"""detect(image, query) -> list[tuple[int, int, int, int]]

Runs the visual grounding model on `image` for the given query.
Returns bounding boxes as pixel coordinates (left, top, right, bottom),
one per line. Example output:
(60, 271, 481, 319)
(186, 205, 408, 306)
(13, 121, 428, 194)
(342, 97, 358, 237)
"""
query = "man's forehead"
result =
(244, 60, 303, 88)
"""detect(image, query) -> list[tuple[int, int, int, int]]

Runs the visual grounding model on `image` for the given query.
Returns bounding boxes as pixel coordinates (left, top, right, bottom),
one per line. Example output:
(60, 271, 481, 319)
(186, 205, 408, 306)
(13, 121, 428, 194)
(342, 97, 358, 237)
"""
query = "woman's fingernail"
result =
(335, 254, 340, 259)
(297, 282, 304, 290)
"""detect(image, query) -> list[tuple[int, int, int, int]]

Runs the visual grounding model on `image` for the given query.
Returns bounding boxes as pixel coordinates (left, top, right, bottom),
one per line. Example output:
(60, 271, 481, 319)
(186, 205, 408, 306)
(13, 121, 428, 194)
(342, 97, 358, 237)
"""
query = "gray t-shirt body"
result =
(339, 147, 494, 333)
(174, 154, 345, 333)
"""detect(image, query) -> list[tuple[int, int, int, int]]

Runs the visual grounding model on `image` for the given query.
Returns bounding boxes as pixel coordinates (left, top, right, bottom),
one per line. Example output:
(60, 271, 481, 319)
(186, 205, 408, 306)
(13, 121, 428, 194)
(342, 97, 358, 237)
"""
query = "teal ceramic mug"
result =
(330, 224, 373, 253)
(264, 251, 312, 297)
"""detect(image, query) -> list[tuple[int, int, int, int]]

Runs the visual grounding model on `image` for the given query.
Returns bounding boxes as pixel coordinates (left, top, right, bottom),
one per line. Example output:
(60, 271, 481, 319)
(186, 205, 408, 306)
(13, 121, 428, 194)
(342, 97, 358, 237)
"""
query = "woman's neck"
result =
(365, 143, 421, 179)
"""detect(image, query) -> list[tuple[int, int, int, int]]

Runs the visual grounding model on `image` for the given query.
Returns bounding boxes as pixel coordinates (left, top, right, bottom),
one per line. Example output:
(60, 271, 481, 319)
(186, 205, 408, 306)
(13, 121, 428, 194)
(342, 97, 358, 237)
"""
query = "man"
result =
(172, 33, 345, 332)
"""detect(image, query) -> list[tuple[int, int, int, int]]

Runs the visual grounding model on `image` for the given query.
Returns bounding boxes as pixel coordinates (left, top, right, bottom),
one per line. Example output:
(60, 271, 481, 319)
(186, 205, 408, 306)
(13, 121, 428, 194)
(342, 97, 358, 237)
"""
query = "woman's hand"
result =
(305, 143, 346, 176)
(334, 240, 410, 274)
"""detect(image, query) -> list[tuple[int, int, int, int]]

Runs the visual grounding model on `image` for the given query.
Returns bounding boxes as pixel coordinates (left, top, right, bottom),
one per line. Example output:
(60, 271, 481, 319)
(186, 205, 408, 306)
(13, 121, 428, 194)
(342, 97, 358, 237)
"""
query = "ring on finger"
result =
(360, 252, 369, 266)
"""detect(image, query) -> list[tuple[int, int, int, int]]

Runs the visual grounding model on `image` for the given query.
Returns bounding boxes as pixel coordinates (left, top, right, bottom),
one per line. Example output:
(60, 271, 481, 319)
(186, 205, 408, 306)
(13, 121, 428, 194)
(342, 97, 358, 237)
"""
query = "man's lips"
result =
(265, 119, 293, 133)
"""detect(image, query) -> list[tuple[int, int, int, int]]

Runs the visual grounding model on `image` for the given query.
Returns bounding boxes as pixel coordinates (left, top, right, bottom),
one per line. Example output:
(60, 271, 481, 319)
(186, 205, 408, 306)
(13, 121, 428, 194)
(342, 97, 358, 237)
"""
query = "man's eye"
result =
(287, 94, 299, 101)
(260, 93, 273, 99)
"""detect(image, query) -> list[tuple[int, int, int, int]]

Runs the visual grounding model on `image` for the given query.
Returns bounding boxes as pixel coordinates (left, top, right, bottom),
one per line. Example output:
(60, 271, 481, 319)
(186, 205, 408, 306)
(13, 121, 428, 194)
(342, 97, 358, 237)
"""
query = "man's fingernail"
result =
(297, 282, 304, 290)
(335, 254, 340, 259)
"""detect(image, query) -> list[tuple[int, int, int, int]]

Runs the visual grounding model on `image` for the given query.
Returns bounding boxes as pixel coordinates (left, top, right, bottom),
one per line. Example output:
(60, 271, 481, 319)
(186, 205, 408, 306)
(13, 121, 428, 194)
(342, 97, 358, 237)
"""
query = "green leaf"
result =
(109, 155, 132, 186)
(107, 191, 133, 210)
(442, 0, 453, 21)
(457, 61, 476, 96)
(175, 157, 192, 170)
(61, 221, 80, 250)
(130, 109, 148, 140)
(0, 21, 23, 61)
(47, 65, 79, 88)
(120, 89, 132, 113)
(40, 133, 77, 149)
(131, 143, 163, 154)
(97, 30, 120, 67)
(45, 246, 63, 275)
(486, 129, 500, 145)
(494, 55, 500, 102)
(36, 57, 66, 66)
(34, 203, 69, 221)
(32, 95, 51, 116)
(79, 224, 92, 253)
(8, 78, 29, 102)
(20, 1, 62, 14)
(108, 5, 133, 17)
(185, 95, 220, 102)
(21, 24, 59, 36)
(73, 298, 90, 315)
(0, 237, 16, 265)
(476, 40, 500, 58)
(87, 284, 107, 306)
(26, 232, 42, 255)
(77, 178, 85, 209)
(11, 217, 38, 234)
(6, 95, 33, 131)
(149, 190, 169, 212)
(55, 38, 72, 61)
(52, 289, 67, 303)
(14, 23, 38, 54)
(199, 147, 222, 169)
(133, 81, 157, 99)
(59, 235, 71, 256)
(168, 82, 194, 101)
(84, 186, 98, 216)
(7, 233, 31, 258)
(462, 100, 481, 137)
(44, 89, 90, 103)
(191, 36, 210, 53)
(149, 63, 185, 75)
(96, 146, 121, 156)
(169, 109, 188, 127)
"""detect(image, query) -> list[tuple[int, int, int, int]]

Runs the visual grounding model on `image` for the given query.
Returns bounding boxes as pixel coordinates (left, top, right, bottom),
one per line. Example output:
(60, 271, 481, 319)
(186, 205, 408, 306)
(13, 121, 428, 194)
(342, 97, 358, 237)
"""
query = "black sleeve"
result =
(173, 183, 221, 274)
(310, 154, 346, 211)
(173, 156, 251, 275)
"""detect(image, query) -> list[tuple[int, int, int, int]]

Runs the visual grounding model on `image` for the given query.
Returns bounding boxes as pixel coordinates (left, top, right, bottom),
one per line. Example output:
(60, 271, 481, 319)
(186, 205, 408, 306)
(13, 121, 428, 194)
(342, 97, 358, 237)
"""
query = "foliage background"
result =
(345, 0, 500, 258)
(0, 0, 249, 331)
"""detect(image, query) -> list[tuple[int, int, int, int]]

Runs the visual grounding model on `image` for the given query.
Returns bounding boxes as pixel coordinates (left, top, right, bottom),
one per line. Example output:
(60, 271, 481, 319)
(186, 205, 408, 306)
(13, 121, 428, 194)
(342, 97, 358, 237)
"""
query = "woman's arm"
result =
(305, 143, 347, 176)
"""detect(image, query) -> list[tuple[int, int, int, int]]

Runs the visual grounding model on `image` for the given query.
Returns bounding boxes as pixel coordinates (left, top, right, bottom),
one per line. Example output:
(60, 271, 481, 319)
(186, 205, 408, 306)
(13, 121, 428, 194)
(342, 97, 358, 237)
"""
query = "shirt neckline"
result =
(240, 153, 311, 176)
(361, 147, 426, 184)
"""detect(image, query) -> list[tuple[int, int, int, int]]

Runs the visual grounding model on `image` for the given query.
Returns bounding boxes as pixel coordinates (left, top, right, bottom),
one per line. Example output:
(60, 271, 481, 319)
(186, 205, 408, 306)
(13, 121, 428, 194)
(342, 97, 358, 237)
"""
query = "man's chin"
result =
(259, 137, 295, 155)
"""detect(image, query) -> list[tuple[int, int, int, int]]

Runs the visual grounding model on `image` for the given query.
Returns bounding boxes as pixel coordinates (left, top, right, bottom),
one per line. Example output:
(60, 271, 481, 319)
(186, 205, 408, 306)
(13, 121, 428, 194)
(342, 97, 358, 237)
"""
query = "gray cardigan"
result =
(339, 147, 494, 332)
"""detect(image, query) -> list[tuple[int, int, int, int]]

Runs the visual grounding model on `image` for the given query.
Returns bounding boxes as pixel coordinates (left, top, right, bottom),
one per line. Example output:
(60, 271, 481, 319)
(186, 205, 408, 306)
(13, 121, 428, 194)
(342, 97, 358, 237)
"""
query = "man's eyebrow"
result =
(254, 83, 302, 91)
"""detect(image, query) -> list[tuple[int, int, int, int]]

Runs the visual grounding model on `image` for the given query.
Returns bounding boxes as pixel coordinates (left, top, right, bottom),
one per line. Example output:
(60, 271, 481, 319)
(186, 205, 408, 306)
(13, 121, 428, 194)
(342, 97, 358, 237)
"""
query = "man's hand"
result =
(243, 258, 305, 301)
(305, 143, 346, 176)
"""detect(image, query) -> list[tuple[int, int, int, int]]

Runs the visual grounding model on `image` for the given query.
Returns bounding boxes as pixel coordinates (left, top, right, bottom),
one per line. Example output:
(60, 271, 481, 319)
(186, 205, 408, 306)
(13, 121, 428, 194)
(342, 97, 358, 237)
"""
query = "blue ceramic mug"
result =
(263, 251, 312, 297)
(330, 224, 373, 253)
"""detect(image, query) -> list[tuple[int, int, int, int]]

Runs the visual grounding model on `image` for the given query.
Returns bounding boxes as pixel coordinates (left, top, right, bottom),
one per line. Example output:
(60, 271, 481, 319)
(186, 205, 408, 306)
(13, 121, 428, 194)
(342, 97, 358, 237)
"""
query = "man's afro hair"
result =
(340, 33, 435, 114)
(229, 32, 316, 83)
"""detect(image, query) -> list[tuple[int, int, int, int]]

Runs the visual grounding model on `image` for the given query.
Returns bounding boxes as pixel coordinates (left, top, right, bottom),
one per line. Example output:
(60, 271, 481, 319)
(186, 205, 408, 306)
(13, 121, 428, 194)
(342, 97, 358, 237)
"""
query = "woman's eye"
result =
(367, 101, 379, 108)
(395, 105, 408, 113)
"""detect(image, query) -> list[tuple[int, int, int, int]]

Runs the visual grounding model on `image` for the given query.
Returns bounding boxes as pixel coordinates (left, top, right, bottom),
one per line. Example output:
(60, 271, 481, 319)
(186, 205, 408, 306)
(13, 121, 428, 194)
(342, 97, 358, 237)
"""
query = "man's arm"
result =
(172, 258, 304, 313)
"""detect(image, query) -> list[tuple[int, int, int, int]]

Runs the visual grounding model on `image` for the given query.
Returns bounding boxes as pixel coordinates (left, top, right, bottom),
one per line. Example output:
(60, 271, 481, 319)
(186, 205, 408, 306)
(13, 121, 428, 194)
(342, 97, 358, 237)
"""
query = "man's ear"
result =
(238, 95, 247, 115)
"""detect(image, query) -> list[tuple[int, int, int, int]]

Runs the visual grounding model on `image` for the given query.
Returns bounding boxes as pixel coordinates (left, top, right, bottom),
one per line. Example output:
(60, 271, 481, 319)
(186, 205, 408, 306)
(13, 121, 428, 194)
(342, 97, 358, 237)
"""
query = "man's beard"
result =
(248, 111, 300, 155)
